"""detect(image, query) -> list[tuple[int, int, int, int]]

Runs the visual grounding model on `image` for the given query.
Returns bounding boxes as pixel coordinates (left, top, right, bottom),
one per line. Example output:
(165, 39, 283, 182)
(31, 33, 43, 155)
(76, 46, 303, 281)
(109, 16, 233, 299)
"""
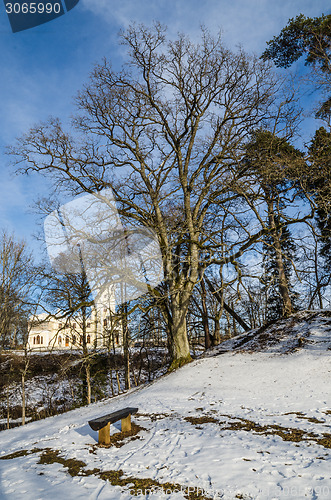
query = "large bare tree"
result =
(12, 24, 286, 368)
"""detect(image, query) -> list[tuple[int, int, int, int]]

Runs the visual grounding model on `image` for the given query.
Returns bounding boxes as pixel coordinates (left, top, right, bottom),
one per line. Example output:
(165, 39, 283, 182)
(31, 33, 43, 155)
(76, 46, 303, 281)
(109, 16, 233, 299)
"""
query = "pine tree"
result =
(262, 218, 298, 321)
(243, 129, 304, 318)
(262, 13, 331, 117)
(308, 127, 331, 272)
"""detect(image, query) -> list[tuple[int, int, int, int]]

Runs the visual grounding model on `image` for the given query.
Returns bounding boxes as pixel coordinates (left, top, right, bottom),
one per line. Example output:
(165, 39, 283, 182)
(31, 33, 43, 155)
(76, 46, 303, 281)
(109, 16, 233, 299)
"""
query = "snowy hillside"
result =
(0, 312, 330, 500)
(206, 310, 331, 355)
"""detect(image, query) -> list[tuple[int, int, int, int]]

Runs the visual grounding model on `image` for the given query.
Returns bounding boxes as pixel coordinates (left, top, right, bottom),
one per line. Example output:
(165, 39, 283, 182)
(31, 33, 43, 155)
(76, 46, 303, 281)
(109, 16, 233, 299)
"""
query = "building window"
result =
(87, 322, 91, 328)
(103, 318, 107, 327)
(87, 335, 91, 344)
(58, 336, 62, 346)
(72, 335, 76, 345)
(36, 335, 40, 344)
(41, 336, 43, 345)
(73, 323, 76, 329)
(65, 335, 69, 347)
(33, 337, 36, 345)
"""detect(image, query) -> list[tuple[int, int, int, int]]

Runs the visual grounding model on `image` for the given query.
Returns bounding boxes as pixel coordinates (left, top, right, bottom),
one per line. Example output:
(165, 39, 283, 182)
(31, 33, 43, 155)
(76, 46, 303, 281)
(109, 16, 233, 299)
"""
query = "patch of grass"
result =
(38, 449, 86, 476)
(99, 470, 180, 494)
(32, 447, 213, 499)
(184, 416, 219, 425)
(37, 448, 101, 478)
(185, 412, 331, 448)
(316, 434, 331, 449)
(98, 470, 210, 499)
(305, 417, 325, 424)
(284, 411, 326, 424)
(0, 450, 30, 460)
(0, 448, 42, 460)
(222, 417, 311, 442)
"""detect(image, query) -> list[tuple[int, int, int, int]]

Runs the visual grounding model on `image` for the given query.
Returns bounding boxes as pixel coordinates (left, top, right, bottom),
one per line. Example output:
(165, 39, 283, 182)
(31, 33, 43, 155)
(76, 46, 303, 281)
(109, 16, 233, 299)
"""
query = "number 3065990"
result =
(5, 3, 62, 14)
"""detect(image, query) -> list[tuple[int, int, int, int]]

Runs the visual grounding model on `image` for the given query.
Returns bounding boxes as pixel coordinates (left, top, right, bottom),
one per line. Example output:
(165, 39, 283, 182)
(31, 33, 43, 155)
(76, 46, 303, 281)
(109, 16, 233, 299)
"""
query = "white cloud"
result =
(81, 0, 331, 54)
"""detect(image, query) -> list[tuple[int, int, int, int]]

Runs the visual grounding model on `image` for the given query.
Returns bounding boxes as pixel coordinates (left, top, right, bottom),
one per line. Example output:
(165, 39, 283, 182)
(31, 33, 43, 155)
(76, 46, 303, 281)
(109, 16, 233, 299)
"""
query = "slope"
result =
(0, 312, 330, 499)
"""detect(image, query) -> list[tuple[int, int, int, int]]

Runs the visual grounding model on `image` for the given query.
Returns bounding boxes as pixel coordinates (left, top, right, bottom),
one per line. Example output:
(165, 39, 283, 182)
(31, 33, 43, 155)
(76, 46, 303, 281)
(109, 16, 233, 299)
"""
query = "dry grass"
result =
(184, 412, 331, 448)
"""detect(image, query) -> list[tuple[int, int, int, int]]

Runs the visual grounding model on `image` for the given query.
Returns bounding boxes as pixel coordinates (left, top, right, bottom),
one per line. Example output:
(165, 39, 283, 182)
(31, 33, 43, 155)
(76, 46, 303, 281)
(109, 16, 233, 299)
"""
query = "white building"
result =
(27, 303, 121, 351)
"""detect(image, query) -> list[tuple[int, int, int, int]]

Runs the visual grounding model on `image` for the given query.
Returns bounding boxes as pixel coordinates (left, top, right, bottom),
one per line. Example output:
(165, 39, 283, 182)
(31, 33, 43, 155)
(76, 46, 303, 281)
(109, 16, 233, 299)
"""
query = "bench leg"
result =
(121, 414, 131, 433)
(98, 422, 110, 445)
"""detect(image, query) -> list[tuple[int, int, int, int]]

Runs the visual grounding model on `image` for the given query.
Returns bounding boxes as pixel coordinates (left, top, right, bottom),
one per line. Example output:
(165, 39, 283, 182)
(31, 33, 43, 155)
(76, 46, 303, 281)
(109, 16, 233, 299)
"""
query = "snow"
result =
(206, 310, 331, 355)
(0, 313, 330, 499)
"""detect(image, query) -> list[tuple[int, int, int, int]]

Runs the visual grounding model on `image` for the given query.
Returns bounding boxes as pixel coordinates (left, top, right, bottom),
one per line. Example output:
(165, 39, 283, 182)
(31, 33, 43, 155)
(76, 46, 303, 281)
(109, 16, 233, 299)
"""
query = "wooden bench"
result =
(88, 407, 138, 445)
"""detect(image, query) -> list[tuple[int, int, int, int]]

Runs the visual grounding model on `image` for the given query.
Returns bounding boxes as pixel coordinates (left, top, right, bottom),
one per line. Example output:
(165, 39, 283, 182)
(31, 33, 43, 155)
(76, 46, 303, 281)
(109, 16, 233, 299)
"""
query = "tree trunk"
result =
(80, 301, 92, 405)
(6, 386, 10, 429)
(11, 329, 17, 349)
(109, 368, 114, 397)
(268, 201, 293, 317)
(213, 311, 222, 345)
(21, 373, 26, 426)
(132, 366, 138, 387)
(168, 297, 191, 370)
(231, 301, 237, 336)
(86, 363, 91, 404)
(121, 304, 131, 391)
(274, 237, 293, 316)
(116, 370, 121, 394)
(200, 279, 212, 350)
(225, 310, 231, 338)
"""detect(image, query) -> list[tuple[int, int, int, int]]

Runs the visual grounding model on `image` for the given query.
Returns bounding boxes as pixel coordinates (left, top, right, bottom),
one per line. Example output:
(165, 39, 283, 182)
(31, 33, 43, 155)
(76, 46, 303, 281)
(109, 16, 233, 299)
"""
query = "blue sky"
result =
(0, 0, 330, 254)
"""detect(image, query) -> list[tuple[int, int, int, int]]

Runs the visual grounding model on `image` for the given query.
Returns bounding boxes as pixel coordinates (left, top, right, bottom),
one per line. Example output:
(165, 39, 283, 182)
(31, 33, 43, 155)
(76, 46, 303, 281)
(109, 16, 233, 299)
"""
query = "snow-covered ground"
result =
(0, 312, 330, 499)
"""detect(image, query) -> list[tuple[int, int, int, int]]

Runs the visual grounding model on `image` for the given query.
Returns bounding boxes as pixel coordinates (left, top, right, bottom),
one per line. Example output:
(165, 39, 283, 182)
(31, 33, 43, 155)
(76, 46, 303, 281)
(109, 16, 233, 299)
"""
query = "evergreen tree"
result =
(262, 13, 331, 117)
(308, 126, 331, 272)
(262, 218, 298, 321)
(262, 13, 331, 70)
(243, 130, 304, 318)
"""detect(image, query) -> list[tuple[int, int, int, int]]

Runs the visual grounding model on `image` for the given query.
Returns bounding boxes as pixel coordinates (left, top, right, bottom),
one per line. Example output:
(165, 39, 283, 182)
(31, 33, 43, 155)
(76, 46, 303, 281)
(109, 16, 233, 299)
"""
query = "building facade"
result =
(27, 305, 121, 351)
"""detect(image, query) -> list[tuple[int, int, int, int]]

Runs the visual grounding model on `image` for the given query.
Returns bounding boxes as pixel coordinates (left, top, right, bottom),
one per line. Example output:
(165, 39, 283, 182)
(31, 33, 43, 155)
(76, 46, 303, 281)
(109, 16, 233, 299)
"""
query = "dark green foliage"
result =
(243, 130, 302, 320)
(262, 13, 331, 71)
(316, 97, 331, 120)
(308, 127, 331, 271)
(262, 13, 331, 119)
(243, 129, 304, 185)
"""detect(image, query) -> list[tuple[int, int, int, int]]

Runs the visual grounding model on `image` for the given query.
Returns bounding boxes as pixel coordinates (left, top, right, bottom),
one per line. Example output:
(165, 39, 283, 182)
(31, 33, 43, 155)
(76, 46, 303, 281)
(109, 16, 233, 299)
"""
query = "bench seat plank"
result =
(88, 407, 138, 431)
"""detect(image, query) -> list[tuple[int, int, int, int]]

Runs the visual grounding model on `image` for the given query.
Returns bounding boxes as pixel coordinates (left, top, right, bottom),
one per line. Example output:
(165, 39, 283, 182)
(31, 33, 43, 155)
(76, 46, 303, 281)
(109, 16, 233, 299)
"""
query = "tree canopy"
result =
(262, 13, 331, 71)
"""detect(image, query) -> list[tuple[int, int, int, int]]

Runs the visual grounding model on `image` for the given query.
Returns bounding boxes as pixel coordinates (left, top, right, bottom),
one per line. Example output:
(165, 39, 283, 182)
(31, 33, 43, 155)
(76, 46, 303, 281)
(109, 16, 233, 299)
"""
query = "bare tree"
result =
(0, 231, 35, 351)
(39, 262, 95, 405)
(12, 24, 287, 368)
